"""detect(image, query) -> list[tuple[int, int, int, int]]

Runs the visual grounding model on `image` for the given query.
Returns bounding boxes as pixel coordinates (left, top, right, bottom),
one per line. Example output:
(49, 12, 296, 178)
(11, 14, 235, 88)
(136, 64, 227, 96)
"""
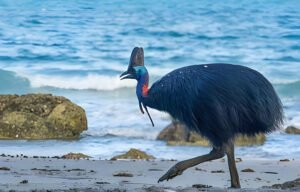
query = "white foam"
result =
(288, 116, 300, 128)
(270, 78, 300, 85)
(28, 74, 137, 90)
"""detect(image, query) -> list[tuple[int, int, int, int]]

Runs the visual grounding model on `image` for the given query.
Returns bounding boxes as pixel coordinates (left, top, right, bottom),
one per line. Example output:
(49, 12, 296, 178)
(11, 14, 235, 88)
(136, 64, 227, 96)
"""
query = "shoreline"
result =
(0, 156, 299, 191)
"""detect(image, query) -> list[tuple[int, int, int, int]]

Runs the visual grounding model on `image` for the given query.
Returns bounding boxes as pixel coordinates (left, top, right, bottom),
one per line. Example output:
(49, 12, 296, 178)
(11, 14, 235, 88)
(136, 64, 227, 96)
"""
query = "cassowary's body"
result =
(120, 47, 283, 188)
(143, 64, 283, 147)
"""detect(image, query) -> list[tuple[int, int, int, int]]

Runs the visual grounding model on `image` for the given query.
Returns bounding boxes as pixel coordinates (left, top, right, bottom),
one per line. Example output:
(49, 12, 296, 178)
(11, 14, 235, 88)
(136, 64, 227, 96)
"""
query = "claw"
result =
(157, 172, 168, 183)
(157, 164, 184, 183)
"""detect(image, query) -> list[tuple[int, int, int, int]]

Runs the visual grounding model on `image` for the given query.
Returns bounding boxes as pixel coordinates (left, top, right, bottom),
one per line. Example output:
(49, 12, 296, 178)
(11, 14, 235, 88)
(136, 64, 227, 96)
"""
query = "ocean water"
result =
(0, 0, 300, 160)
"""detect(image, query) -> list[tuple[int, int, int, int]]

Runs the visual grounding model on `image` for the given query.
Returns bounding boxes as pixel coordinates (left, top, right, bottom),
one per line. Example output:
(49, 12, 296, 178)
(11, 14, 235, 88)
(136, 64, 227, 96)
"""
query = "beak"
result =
(120, 70, 135, 80)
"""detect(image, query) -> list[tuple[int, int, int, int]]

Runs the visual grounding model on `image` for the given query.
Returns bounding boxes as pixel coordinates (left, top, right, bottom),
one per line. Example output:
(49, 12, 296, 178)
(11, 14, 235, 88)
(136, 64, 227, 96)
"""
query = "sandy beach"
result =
(0, 155, 299, 192)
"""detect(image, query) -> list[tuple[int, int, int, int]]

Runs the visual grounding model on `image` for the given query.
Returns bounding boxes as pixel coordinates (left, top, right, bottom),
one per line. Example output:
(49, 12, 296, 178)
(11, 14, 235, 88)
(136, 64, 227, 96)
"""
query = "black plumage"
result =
(120, 47, 283, 188)
(144, 64, 283, 147)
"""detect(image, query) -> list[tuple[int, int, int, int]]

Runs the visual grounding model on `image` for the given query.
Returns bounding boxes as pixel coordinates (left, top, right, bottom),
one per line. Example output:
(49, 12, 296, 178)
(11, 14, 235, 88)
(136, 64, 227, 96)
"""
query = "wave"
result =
(0, 69, 31, 93)
(271, 78, 300, 85)
(83, 128, 160, 140)
(27, 73, 137, 91)
(25, 71, 300, 92)
(1, 67, 300, 93)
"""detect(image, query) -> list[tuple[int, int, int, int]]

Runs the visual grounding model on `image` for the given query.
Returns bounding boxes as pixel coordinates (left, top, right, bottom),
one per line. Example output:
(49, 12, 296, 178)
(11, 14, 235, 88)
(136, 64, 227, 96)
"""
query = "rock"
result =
(0, 167, 10, 171)
(195, 167, 206, 172)
(192, 184, 212, 188)
(111, 148, 155, 160)
(285, 126, 300, 134)
(211, 170, 224, 173)
(157, 120, 266, 146)
(113, 173, 133, 177)
(270, 178, 300, 190)
(234, 133, 266, 146)
(156, 120, 189, 141)
(264, 171, 278, 174)
(61, 152, 91, 159)
(279, 159, 290, 162)
(20, 180, 28, 184)
(241, 168, 255, 172)
(0, 94, 87, 139)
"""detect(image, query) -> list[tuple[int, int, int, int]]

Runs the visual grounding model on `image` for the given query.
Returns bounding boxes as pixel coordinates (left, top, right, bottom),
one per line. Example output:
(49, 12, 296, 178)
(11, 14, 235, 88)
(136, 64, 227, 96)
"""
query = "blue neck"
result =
(136, 72, 149, 102)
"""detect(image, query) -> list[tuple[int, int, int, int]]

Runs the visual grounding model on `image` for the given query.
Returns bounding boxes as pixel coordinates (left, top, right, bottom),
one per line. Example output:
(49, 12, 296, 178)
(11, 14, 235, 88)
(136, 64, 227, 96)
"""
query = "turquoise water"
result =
(0, 0, 300, 160)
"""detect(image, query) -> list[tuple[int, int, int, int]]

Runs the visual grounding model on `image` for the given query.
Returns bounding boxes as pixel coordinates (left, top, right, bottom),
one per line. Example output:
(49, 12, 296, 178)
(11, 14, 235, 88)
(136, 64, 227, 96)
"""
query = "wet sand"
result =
(0, 156, 299, 191)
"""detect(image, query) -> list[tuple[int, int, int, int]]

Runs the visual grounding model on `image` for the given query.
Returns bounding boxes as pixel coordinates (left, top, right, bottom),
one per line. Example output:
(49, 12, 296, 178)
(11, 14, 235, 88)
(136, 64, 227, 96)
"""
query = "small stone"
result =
(195, 167, 206, 172)
(110, 148, 155, 160)
(113, 173, 133, 177)
(241, 168, 255, 172)
(264, 171, 278, 174)
(192, 184, 211, 188)
(148, 169, 163, 171)
(211, 170, 224, 173)
(279, 159, 290, 162)
(0, 167, 10, 171)
(20, 180, 28, 184)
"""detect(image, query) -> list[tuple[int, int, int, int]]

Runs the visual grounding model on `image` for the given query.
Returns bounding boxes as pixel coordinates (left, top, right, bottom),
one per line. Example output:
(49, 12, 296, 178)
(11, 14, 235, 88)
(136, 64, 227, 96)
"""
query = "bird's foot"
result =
(230, 182, 241, 188)
(158, 163, 185, 182)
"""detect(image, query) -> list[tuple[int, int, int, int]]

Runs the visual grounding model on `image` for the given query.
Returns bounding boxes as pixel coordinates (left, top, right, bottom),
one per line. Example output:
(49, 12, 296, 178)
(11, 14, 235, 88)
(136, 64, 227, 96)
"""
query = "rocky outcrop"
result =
(156, 120, 189, 141)
(111, 148, 155, 160)
(270, 178, 300, 190)
(157, 120, 266, 146)
(62, 153, 91, 159)
(0, 94, 87, 139)
(285, 126, 300, 134)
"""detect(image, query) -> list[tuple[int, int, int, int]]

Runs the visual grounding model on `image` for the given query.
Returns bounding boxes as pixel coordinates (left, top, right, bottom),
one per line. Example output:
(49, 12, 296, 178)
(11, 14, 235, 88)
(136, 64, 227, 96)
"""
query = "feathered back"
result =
(144, 64, 283, 147)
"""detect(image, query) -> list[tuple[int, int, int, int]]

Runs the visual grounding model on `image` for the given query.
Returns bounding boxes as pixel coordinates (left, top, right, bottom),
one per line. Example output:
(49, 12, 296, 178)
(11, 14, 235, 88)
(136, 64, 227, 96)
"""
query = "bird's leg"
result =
(158, 146, 225, 182)
(225, 140, 241, 188)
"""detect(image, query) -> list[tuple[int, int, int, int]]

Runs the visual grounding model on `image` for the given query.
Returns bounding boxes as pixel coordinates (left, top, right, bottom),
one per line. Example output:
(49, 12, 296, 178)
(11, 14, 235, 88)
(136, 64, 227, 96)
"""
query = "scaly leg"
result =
(225, 140, 241, 188)
(158, 146, 225, 182)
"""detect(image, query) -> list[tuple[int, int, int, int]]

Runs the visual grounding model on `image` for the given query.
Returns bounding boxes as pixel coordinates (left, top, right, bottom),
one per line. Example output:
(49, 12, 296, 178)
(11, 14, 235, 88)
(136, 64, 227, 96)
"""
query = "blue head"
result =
(120, 47, 149, 99)
(120, 47, 154, 126)
(120, 47, 147, 81)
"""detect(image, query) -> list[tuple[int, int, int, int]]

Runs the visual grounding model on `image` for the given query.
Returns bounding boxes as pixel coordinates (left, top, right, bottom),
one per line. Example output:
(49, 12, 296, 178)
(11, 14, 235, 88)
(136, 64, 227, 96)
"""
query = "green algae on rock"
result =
(158, 120, 266, 146)
(111, 148, 155, 160)
(62, 152, 91, 159)
(0, 94, 87, 140)
(285, 126, 300, 134)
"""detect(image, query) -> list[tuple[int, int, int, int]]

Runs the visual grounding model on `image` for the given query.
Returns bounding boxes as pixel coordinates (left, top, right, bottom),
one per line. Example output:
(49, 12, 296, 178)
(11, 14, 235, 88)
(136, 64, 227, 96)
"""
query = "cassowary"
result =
(120, 47, 283, 188)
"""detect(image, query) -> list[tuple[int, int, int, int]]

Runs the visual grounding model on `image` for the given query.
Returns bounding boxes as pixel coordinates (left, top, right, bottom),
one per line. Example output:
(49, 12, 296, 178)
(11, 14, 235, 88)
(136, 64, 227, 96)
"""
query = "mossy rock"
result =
(47, 102, 87, 137)
(159, 120, 266, 146)
(62, 152, 91, 159)
(111, 148, 155, 160)
(285, 126, 300, 134)
(0, 94, 87, 140)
